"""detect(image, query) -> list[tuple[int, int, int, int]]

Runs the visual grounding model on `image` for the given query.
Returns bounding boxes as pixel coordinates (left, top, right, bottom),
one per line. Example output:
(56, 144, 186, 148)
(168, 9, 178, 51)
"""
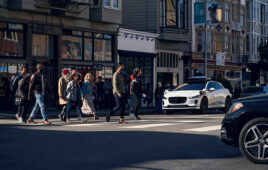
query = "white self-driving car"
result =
(162, 77, 232, 114)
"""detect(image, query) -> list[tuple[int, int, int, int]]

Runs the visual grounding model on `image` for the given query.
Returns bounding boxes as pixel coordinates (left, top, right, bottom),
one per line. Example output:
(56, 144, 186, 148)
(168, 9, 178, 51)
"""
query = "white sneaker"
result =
(18, 117, 23, 123)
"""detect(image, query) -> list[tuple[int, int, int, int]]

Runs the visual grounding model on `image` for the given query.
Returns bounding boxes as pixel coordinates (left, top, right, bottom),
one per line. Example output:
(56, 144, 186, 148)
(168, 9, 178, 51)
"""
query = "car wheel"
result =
(200, 97, 208, 114)
(223, 97, 232, 113)
(239, 118, 268, 164)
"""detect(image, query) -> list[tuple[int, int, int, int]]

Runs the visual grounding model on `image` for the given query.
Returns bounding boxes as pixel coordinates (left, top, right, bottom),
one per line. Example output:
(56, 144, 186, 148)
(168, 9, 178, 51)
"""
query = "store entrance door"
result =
(31, 35, 58, 108)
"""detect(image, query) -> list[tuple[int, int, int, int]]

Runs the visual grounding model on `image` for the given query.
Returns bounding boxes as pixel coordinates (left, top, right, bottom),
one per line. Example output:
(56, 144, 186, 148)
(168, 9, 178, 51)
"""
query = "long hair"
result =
(84, 72, 94, 82)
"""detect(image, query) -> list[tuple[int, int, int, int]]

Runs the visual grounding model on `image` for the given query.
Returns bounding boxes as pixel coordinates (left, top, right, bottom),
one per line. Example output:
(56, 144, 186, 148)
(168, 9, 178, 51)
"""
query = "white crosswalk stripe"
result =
(120, 123, 178, 129)
(184, 125, 221, 132)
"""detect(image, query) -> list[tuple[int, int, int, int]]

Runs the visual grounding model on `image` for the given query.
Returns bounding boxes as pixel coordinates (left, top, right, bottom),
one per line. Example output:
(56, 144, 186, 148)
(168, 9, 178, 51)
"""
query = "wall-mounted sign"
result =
(93, 64, 102, 70)
(194, 2, 205, 25)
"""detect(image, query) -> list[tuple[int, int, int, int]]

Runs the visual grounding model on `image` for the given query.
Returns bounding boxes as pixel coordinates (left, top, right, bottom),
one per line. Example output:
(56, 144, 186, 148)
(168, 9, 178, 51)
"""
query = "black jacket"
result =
(130, 77, 143, 99)
(28, 72, 51, 98)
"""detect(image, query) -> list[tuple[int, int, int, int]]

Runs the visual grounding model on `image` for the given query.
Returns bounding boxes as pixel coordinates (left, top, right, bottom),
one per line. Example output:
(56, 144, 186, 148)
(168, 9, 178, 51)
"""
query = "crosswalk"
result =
(0, 115, 224, 133)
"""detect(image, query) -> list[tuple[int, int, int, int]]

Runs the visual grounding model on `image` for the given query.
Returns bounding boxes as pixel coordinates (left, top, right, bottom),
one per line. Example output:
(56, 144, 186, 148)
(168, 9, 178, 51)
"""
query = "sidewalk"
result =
(0, 107, 158, 119)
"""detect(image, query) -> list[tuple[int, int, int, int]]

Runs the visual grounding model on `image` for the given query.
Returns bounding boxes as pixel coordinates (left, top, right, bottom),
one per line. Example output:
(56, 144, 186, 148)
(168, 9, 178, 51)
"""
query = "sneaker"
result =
(135, 116, 141, 120)
(18, 117, 23, 123)
(15, 113, 19, 120)
(81, 118, 88, 122)
(28, 117, 37, 124)
(43, 120, 52, 125)
(119, 119, 127, 124)
(58, 113, 65, 121)
(66, 119, 70, 123)
(129, 113, 135, 120)
(106, 112, 111, 122)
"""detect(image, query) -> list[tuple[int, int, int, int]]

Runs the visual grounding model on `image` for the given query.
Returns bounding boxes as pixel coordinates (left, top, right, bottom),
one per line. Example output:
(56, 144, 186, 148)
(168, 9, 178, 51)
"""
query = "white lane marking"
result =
(184, 125, 221, 132)
(65, 124, 103, 127)
(175, 120, 204, 123)
(121, 123, 177, 129)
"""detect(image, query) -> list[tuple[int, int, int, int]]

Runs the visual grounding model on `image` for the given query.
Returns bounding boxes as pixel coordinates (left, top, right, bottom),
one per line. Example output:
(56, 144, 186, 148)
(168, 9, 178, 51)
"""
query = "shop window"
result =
(94, 39, 112, 62)
(32, 34, 53, 58)
(84, 38, 92, 61)
(61, 35, 82, 60)
(96, 67, 113, 79)
(0, 31, 23, 57)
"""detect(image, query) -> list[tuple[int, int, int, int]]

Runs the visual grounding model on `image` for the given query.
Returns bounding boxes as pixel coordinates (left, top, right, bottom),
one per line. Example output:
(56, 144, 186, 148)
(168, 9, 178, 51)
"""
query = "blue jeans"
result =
(30, 93, 48, 121)
(65, 99, 83, 119)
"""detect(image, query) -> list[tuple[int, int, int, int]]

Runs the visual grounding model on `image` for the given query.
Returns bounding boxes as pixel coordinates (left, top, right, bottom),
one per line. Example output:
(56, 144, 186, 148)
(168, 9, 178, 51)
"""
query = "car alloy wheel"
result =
(239, 118, 268, 164)
(200, 98, 208, 114)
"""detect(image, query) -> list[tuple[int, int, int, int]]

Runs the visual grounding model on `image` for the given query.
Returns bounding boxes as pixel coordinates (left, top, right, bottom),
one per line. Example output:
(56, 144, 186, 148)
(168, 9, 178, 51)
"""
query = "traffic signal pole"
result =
(204, 0, 208, 77)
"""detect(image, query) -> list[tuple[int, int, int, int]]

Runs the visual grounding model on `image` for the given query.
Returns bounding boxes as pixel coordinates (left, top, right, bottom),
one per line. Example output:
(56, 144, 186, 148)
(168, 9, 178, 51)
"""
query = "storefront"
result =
(118, 28, 158, 94)
(0, 21, 117, 108)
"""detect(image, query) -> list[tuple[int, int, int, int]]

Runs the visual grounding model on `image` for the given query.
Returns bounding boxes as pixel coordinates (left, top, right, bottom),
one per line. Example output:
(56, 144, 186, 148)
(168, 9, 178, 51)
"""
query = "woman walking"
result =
(65, 73, 88, 123)
(81, 72, 99, 120)
(129, 68, 143, 120)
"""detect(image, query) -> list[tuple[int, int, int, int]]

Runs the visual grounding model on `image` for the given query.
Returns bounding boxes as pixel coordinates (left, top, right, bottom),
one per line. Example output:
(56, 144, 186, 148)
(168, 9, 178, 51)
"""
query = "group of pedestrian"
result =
(12, 62, 148, 125)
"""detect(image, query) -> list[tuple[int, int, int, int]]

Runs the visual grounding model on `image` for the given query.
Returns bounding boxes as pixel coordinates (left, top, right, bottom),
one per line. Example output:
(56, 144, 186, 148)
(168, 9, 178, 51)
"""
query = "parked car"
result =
(162, 77, 232, 114)
(220, 94, 268, 163)
(242, 86, 268, 97)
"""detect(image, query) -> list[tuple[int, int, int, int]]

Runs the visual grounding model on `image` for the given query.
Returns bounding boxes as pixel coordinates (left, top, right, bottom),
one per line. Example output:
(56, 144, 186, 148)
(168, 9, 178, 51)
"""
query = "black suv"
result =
(220, 94, 268, 163)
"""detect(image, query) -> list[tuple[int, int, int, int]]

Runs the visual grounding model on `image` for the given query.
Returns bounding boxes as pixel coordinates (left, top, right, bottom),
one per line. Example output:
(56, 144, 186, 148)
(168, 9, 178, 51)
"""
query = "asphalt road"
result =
(0, 112, 267, 170)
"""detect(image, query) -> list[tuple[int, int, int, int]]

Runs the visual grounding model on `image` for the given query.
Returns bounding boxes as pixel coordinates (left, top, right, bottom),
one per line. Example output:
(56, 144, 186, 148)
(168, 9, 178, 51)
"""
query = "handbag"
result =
(14, 95, 22, 106)
(81, 99, 93, 115)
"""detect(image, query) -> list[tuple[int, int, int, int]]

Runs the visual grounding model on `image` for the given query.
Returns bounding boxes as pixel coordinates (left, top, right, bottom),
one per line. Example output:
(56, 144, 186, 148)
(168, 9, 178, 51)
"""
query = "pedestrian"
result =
(13, 66, 27, 119)
(81, 72, 99, 120)
(233, 84, 242, 99)
(58, 69, 70, 121)
(65, 73, 88, 123)
(96, 76, 104, 109)
(106, 63, 127, 124)
(155, 83, 163, 113)
(143, 83, 153, 108)
(28, 64, 53, 125)
(129, 68, 144, 120)
(103, 78, 113, 109)
(16, 74, 31, 123)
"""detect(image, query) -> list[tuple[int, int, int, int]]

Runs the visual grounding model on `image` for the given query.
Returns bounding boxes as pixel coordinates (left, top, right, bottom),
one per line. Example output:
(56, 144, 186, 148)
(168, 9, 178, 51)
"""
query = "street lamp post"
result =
(204, 0, 208, 77)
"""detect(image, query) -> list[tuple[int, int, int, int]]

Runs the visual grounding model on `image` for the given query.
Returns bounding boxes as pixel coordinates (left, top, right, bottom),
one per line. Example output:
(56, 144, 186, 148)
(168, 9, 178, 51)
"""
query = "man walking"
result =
(28, 64, 52, 125)
(58, 69, 70, 121)
(106, 63, 127, 124)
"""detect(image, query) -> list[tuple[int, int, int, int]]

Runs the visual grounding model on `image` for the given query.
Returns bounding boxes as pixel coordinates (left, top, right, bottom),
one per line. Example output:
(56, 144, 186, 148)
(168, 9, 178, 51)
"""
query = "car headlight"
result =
(230, 103, 244, 113)
(189, 95, 201, 99)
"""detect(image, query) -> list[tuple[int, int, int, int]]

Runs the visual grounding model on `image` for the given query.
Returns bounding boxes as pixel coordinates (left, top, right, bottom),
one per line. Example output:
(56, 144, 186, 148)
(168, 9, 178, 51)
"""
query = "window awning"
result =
(118, 50, 156, 58)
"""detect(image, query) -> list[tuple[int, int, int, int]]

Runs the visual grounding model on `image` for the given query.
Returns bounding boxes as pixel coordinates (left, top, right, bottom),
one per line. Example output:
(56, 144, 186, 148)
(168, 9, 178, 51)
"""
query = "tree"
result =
(258, 42, 268, 85)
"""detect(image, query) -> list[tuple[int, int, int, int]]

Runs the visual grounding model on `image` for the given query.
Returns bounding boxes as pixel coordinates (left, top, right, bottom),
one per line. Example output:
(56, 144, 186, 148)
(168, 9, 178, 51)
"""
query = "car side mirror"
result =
(209, 88, 216, 92)
(200, 91, 205, 95)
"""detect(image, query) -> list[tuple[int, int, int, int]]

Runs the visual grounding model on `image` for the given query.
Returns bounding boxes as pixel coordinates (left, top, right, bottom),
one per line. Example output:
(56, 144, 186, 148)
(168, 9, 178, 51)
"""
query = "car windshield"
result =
(176, 83, 206, 91)
(243, 87, 264, 93)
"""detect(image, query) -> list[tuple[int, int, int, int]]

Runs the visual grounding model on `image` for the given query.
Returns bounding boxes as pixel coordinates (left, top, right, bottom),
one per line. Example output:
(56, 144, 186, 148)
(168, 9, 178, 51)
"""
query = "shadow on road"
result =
(0, 124, 244, 170)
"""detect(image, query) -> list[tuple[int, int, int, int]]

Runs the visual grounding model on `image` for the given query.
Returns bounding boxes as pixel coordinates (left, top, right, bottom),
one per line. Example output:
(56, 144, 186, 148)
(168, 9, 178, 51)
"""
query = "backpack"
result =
(10, 73, 18, 92)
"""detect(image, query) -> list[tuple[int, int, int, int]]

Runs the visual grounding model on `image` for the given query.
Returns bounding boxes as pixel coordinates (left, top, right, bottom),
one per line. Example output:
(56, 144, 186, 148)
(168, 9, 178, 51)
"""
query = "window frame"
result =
(103, 0, 121, 10)
(93, 33, 113, 62)
(164, 0, 188, 29)
(0, 22, 25, 59)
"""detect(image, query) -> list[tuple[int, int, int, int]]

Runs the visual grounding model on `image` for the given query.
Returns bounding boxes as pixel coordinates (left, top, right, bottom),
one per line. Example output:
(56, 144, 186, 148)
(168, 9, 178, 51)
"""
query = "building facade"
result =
(245, 0, 268, 85)
(118, 28, 158, 95)
(192, 0, 247, 87)
(0, 0, 122, 108)
(121, 0, 192, 88)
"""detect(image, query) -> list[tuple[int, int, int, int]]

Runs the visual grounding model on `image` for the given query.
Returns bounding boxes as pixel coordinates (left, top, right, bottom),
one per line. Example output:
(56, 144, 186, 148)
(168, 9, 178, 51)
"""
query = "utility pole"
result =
(204, 0, 208, 77)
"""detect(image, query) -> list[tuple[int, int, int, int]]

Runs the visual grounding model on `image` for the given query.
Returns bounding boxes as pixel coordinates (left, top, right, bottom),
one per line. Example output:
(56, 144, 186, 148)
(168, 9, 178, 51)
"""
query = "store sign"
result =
(216, 52, 225, 66)
(8, 65, 17, 73)
(207, 2, 219, 26)
(8, 23, 23, 30)
(93, 64, 102, 70)
(194, 2, 205, 25)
